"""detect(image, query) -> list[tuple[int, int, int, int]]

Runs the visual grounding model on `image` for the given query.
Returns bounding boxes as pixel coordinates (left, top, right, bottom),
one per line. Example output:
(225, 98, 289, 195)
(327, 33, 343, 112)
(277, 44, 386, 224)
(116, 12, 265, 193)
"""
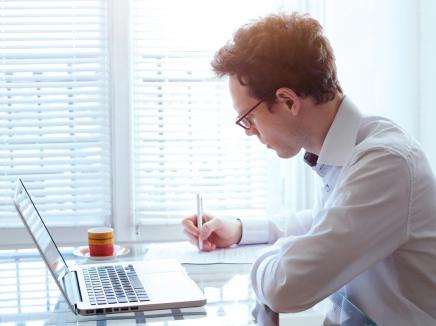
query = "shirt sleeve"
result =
(251, 149, 410, 312)
(238, 209, 314, 245)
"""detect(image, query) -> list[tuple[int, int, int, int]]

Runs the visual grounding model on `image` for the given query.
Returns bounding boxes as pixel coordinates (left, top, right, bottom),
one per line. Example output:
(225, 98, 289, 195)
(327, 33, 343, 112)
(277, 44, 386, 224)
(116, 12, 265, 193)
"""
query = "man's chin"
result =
(277, 153, 293, 159)
(274, 148, 300, 159)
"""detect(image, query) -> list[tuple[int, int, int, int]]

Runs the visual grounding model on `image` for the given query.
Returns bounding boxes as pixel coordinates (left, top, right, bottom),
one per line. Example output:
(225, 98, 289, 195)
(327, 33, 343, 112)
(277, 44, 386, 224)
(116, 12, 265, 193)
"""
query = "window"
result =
(0, 0, 110, 246)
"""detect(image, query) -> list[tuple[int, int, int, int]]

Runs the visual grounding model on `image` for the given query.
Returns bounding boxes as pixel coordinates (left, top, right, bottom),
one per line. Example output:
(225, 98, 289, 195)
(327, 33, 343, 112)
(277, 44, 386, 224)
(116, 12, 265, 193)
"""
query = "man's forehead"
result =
(229, 76, 253, 109)
(229, 75, 248, 92)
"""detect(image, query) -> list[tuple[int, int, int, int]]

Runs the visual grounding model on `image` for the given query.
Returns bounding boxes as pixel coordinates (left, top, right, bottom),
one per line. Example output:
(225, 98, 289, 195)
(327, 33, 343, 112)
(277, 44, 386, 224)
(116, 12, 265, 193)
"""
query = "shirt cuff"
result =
(238, 217, 270, 245)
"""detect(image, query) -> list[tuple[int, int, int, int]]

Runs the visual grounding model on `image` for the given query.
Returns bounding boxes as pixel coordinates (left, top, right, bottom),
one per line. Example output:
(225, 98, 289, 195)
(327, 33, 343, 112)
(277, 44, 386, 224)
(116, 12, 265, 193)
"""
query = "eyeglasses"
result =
(235, 99, 264, 129)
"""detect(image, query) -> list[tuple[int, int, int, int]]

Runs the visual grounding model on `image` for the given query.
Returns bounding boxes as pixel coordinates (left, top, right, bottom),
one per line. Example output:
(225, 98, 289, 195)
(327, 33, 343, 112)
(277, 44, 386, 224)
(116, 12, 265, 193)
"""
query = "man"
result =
(182, 13, 436, 325)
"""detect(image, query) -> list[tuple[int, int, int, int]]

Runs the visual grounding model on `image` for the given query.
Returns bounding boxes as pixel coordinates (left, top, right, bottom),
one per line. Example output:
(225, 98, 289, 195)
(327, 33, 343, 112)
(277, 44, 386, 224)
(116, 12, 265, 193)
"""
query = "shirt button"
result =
(324, 184, 330, 192)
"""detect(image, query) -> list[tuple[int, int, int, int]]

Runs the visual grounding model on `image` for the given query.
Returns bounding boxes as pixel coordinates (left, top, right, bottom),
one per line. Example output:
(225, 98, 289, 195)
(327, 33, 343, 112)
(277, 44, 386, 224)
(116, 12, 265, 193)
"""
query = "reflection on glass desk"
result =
(0, 243, 376, 325)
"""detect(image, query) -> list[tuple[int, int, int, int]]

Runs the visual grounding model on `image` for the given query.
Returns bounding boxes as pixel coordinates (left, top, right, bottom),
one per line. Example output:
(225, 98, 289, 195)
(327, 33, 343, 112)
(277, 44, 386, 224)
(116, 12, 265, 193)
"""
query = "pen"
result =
(196, 193, 203, 250)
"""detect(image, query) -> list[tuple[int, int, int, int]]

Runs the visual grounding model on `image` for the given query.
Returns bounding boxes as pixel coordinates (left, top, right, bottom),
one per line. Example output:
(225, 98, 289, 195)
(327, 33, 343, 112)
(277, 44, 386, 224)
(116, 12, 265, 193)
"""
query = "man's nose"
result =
(245, 125, 258, 136)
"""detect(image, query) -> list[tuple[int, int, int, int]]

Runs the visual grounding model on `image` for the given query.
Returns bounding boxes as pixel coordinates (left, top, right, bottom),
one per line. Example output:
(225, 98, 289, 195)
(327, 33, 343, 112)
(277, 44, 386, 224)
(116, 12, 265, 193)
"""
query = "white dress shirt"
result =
(239, 97, 436, 326)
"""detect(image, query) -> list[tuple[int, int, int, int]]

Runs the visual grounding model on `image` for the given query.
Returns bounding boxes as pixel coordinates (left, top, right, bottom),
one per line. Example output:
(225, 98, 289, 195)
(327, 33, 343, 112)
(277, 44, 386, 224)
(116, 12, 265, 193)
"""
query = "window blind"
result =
(0, 0, 111, 227)
(130, 0, 298, 223)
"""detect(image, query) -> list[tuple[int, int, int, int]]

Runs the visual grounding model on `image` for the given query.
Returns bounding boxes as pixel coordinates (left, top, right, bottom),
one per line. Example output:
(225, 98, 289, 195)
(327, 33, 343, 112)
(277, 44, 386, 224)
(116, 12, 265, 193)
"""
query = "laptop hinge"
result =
(63, 270, 82, 308)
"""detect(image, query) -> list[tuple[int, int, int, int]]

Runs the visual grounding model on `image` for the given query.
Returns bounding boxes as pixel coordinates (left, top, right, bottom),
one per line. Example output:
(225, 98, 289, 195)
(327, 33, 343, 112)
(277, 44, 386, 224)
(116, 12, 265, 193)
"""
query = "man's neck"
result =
(304, 93, 344, 155)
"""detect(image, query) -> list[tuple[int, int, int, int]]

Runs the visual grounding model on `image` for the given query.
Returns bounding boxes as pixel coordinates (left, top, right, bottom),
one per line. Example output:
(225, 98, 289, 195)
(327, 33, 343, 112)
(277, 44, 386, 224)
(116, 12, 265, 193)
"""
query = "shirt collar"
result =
(304, 96, 363, 168)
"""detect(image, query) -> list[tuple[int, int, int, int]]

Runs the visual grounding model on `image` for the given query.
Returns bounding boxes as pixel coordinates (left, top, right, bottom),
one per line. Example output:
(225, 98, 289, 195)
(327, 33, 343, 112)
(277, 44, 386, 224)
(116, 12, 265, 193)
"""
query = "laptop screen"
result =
(14, 179, 70, 297)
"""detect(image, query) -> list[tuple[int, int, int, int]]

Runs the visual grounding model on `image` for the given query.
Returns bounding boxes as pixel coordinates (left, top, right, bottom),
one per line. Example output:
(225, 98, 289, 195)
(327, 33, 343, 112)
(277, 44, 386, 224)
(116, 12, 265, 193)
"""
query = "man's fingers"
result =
(200, 218, 222, 240)
(182, 215, 200, 235)
(182, 214, 220, 251)
(181, 215, 197, 227)
(184, 231, 216, 251)
(183, 230, 198, 244)
(202, 240, 216, 252)
(184, 224, 199, 237)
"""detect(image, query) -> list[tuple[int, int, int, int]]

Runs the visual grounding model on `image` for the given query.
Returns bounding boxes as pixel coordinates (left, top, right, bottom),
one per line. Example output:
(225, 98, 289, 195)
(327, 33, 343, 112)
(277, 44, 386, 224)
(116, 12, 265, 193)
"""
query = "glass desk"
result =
(0, 243, 376, 325)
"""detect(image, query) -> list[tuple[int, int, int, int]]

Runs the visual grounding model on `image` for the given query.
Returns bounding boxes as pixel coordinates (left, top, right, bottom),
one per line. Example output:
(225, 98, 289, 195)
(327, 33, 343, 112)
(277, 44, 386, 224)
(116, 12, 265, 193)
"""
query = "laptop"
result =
(13, 178, 206, 316)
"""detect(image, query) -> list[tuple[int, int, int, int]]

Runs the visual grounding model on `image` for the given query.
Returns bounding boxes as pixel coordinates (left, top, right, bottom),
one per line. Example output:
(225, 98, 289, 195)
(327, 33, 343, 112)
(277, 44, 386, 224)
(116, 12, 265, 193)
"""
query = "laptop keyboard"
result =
(82, 264, 150, 306)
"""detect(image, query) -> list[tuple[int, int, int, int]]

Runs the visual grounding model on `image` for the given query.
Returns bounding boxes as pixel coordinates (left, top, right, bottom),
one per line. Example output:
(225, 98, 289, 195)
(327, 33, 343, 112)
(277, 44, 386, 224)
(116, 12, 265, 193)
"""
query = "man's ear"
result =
(275, 87, 300, 116)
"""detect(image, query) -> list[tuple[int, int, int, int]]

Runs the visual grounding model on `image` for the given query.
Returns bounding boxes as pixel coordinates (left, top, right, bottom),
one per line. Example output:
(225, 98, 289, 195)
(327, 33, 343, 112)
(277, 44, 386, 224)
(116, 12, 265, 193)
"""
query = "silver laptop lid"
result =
(13, 178, 78, 312)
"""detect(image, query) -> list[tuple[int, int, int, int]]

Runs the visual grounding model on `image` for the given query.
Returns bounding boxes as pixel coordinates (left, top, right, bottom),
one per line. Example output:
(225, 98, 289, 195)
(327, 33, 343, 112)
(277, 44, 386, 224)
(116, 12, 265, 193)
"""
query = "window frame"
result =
(109, 0, 134, 243)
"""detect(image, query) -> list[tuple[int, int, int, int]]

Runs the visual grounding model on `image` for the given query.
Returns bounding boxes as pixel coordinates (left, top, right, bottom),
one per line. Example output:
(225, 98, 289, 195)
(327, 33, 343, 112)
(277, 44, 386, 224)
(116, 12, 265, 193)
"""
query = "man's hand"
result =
(181, 214, 242, 251)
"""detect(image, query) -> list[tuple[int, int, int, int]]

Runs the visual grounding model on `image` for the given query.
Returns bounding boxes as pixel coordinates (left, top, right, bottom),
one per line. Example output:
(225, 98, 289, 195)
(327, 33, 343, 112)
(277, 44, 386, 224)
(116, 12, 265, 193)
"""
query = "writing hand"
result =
(181, 214, 242, 251)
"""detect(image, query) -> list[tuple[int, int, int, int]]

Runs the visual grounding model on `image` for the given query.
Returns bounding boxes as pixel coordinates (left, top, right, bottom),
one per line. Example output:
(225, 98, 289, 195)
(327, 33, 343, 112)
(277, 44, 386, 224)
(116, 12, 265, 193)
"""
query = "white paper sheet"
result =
(144, 241, 271, 264)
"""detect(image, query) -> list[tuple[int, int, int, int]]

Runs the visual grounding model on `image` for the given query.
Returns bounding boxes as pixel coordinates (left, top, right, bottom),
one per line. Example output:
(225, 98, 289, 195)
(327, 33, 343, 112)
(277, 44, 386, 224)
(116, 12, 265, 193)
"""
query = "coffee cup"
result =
(88, 227, 114, 257)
